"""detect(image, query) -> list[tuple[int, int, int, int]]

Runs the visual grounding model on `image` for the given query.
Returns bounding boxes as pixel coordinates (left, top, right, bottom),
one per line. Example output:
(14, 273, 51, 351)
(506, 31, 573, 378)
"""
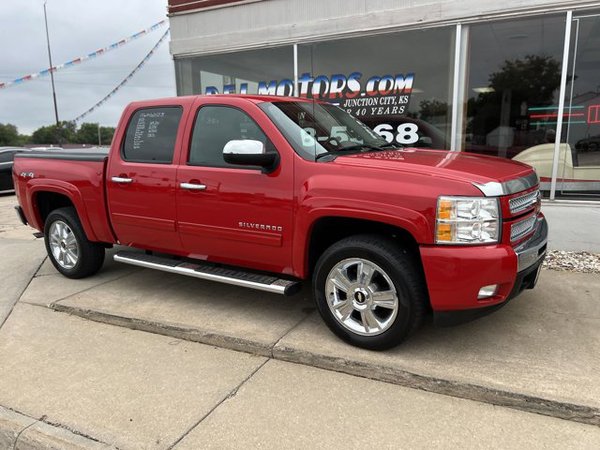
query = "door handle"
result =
(180, 182, 207, 191)
(111, 176, 133, 184)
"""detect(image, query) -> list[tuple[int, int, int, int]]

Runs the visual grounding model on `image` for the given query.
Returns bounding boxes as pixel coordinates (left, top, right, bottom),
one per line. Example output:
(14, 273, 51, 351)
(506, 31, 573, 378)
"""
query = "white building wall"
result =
(168, 0, 596, 57)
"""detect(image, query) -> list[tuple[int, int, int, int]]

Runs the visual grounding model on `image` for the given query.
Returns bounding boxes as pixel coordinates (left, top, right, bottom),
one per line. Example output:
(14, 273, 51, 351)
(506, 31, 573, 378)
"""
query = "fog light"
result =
(478, 284, 498, 299)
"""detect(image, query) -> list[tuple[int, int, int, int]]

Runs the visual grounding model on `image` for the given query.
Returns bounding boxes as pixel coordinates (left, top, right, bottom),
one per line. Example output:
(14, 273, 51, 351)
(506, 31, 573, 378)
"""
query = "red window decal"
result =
(587, 104, 600, 124)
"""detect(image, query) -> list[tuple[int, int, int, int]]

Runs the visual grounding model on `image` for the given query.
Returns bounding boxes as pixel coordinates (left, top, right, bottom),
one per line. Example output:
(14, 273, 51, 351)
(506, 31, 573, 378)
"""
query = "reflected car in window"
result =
(0, 147, 29, 194)
(512, 143, 600, 193)
(575, 135, 600, 153)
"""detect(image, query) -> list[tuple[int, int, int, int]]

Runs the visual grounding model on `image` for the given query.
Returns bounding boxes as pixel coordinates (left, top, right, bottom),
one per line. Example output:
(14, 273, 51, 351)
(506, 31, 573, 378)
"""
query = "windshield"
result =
(258, 101, 392, 161)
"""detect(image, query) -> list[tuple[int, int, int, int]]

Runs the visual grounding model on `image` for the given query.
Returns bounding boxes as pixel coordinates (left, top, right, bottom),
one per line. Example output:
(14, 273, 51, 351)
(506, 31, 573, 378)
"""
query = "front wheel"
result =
(313, 235, 427, 350)
(44, 207, 105, 279)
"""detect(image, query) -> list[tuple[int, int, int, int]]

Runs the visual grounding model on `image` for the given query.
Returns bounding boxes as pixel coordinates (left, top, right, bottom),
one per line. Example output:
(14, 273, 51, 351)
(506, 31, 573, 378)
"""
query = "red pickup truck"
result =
(13, 95, 547, 349)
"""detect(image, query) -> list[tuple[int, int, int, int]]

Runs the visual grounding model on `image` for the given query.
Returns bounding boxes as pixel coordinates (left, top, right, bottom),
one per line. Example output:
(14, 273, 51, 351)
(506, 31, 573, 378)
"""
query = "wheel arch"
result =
(304, 215, 424, 280)
(30, 185, 98, 241)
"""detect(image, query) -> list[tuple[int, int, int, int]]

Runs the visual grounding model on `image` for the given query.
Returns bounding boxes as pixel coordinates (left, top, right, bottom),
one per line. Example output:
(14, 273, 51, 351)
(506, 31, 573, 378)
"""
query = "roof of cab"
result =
(196, 94, 306, 103)
(127, 94, 308, 109)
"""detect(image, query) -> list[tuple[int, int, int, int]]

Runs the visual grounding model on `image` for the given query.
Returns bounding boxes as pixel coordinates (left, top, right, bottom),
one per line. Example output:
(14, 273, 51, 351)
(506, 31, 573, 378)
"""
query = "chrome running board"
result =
(114, 251, 302, 296)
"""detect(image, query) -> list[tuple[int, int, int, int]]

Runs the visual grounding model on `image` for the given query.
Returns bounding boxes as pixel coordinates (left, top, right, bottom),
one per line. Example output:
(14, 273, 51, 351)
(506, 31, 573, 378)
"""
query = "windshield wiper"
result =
(315, 144, 381, 161)
(315, 152, 338, 161)
(378, 142, 403, 149)
(337, 143, 385, 152)
(315, 142, 400, 161)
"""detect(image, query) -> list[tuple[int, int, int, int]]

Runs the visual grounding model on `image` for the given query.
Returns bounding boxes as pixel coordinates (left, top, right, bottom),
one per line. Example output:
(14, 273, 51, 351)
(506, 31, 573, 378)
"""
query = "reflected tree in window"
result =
(419, 99, 449, 124)
(467, 55, 561, 158)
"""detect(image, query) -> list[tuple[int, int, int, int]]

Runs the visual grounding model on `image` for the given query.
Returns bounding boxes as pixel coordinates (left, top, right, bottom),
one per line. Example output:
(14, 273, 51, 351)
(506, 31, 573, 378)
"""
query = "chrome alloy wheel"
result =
(325, 258, 399, 336)
(48, 220, 79, 269)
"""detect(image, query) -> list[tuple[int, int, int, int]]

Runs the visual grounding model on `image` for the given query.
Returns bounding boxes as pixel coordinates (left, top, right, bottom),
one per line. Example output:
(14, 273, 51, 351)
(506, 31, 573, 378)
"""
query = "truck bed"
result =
(13, 148, 115, 244)
(16, 148, 109, 162)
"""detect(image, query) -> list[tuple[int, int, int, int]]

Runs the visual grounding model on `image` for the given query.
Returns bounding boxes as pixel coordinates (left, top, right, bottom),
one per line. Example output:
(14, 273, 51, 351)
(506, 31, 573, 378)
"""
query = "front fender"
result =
(293, 199, 432, 278)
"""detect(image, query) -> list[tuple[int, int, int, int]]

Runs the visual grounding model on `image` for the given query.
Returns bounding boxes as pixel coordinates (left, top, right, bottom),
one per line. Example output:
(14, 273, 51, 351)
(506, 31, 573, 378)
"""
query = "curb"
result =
(0, 406, 112, 450)
(50, 303, 273, 357)
(273, 344, 600, 427)
(50, 303, 600, 428)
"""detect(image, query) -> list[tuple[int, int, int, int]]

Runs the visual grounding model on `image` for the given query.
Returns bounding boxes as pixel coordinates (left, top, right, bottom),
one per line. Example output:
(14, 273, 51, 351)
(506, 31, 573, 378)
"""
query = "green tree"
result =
(0, 123, 29, 146)
(468, 55, 561, 139)
(419, 99, 449, 123)
(76, 123, 99, 144)
(31, 121, 76, 145)
(99, 126, 115, 146)
(75, 123, 115, 145)
(489, 55, 561, 107)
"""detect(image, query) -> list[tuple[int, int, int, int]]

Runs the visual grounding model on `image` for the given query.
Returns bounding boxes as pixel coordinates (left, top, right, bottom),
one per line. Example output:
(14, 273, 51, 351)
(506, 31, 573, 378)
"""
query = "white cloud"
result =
(0, 0, 175, 134)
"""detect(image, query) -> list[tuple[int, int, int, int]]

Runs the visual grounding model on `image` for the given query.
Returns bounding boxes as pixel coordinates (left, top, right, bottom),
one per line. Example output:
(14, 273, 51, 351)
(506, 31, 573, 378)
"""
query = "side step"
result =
(114, 251, 302, 296)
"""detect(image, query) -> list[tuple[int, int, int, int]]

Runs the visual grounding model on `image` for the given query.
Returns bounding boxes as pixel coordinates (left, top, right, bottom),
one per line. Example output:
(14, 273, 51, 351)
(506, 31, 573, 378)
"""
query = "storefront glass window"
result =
(464, 16, 565, 165)
(174, 46, 294, 97)
(298, 27, 455, 150)
(558, 12, 600, 197)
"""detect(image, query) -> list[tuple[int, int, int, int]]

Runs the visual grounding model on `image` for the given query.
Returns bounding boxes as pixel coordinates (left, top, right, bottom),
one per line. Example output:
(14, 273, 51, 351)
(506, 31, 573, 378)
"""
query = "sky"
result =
(0, 0, 175, 134)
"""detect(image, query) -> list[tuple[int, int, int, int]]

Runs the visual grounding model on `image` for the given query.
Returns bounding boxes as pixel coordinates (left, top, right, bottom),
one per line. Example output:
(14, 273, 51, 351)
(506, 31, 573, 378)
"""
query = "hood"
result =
(333, 148, 534, 186)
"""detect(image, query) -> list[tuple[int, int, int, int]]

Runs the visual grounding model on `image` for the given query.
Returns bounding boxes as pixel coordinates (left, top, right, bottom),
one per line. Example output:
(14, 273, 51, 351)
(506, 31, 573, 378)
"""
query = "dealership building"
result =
(167, 0, 600, 200)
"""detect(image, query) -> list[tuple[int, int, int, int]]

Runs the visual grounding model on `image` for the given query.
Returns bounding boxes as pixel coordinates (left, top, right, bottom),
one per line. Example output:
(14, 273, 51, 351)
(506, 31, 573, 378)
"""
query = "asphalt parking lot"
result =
(1, 193, 599, 449)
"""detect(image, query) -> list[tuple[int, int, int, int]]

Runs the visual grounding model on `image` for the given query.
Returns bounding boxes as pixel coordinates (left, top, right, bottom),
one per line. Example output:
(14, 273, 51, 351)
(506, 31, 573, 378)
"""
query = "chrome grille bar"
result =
(509, 190, 540, 215)
(511, 215, 537, 242)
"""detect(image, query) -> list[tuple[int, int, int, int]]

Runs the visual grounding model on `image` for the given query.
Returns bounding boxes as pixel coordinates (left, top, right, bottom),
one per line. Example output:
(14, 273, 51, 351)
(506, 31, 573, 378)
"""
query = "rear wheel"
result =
(313, 235, 427, 350)
(44, 207, 105, 279)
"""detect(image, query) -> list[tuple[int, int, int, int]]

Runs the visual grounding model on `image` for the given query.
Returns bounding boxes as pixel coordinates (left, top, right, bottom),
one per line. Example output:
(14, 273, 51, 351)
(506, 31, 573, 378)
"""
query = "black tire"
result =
(44, 207, 105, 279)
(313, 234, 428, 350)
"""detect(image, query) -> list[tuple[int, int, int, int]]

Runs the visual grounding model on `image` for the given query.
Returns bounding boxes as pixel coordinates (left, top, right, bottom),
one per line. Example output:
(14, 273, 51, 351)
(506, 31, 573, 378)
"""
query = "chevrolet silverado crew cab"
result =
(13, 95, 547, 350)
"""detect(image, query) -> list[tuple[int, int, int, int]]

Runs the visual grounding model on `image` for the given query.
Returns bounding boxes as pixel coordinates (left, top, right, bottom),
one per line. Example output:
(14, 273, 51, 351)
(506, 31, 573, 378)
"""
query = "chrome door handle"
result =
(111, 176, 133, 184)
(180, 182, 207, 191)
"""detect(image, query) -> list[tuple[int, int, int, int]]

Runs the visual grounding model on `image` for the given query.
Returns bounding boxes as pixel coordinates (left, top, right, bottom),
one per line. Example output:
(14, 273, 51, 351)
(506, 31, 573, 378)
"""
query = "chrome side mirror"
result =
(223, 139, 265, 155)
(223, 140, 278, 173)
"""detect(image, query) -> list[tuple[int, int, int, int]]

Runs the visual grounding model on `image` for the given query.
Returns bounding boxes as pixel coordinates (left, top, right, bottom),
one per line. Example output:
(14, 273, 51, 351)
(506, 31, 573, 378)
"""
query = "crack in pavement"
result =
(47, 268, 143, 307)
(166, 359, 270, 450)
(0, 256, 47, 331)
(269, 311, 313, 358)
(11, 416, 40, 450)
(164, 313, 314, 447)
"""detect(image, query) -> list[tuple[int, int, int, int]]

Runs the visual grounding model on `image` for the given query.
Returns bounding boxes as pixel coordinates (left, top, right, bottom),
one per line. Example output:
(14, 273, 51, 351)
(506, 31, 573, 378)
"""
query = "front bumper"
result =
(433, 256, 544, 326)
(514, 215, 548, 273)
(420, 214, 548, 325)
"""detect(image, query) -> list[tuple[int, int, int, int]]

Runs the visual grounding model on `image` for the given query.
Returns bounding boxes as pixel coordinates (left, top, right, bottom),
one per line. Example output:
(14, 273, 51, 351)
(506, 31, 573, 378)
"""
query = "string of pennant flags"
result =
(73, 28, 170, 122)
(0, 19, 167, 90)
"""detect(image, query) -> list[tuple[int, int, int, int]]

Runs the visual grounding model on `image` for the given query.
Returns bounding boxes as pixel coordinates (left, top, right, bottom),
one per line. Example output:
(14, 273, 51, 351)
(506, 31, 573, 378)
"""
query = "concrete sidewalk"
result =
(2, 305, 598, 449)
(1, 193, 600, 448)
(43, 263, 600, 425)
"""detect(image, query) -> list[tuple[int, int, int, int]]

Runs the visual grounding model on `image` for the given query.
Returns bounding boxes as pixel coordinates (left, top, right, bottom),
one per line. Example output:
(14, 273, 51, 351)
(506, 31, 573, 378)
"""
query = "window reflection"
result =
(464, 16, 565, 160)
(299, 27, 455, 150)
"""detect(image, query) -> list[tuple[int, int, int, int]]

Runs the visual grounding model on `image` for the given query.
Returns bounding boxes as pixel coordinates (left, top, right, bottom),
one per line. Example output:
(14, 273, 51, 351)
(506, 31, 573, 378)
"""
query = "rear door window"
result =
(122, 107, 182, 163)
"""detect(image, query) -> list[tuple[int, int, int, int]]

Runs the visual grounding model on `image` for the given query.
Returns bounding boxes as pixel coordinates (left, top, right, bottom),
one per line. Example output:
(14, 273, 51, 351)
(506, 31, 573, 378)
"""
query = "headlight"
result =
(435, 196, 500, 244)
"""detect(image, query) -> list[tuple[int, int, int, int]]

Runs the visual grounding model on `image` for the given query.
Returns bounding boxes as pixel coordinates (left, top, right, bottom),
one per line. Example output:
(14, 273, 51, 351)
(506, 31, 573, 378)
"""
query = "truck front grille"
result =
(511, 215, 537, 242)
(509, 190, 540, 215)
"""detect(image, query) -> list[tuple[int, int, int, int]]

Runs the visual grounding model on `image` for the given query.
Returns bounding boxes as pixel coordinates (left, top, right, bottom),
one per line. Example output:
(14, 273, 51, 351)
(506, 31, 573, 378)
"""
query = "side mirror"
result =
(223, 140, 278, 173)
(418, 136, 433, 147)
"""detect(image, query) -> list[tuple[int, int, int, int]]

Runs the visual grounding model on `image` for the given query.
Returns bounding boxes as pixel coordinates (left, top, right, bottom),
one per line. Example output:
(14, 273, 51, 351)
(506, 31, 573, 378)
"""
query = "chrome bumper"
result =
(514, 216, 548, 272)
